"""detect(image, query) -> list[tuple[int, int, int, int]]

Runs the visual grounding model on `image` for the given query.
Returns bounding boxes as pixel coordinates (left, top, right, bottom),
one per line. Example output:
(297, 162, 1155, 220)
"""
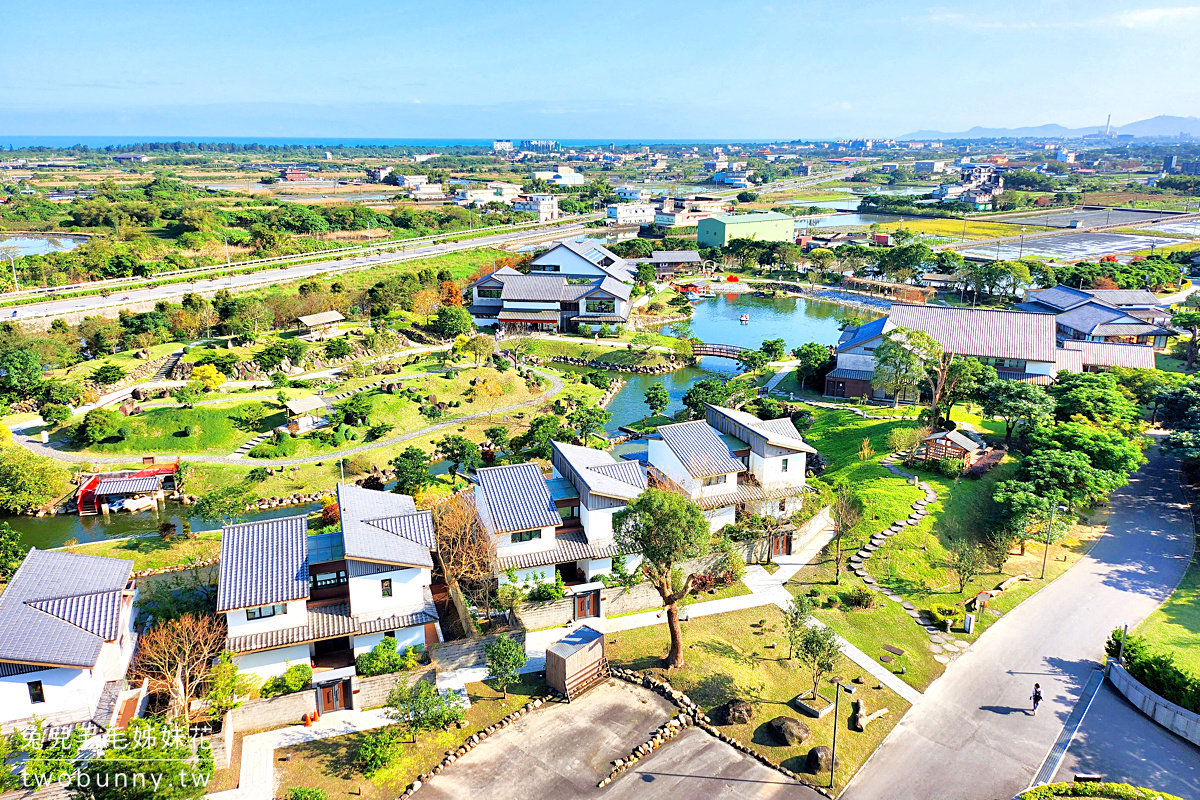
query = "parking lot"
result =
(995, 208, 1178, 228)
(961, 231, 1179, 261)
(416, 679, 821, 800)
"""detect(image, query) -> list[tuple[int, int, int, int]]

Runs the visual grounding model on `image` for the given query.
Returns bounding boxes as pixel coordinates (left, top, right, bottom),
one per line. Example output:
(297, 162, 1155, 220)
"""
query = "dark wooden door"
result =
(319, 682, 342, 713)
(831, 380, 846, 398)
(772, 534, 791, 557)
(574, 590, 598, 619)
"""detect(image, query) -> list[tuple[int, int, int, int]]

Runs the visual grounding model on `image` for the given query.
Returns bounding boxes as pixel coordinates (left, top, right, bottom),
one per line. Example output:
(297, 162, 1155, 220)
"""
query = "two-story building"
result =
(647, 405, 814, 537)
(606, 202, 656, 226)
(474, 442, 645, 590)
(218, 484, 440, 710)
(513, 193, 560, 222)
(0, 550, 139, 734)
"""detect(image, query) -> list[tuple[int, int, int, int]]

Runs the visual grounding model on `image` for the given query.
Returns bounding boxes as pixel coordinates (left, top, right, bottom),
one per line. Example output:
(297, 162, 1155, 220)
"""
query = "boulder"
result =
(806, 745, 841, 774)
(766, 716, 811, 746)
(719, 698, 754, 725)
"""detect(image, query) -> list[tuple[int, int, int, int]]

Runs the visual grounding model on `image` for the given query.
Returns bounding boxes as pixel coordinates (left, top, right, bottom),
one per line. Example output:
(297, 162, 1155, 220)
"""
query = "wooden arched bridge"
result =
(692, 342, 751, 359)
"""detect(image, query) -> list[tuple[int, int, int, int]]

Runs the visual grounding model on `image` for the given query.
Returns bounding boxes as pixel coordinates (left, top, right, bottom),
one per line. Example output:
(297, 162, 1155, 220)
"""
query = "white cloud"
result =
(1109, 6, 1200, 26)
(909, 5, 1200, 31)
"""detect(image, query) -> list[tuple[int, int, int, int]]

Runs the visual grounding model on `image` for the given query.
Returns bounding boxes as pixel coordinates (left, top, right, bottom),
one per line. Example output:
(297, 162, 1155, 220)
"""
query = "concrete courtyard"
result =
(415, 679, 821, 800)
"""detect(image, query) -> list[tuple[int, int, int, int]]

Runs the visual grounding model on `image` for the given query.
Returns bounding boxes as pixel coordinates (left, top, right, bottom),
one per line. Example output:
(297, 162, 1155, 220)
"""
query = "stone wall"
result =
(210, 711, 234, 770)
(352, 668, 435, 710)
(1108, 658, 1200, 746)
(228, 689, 316, 734)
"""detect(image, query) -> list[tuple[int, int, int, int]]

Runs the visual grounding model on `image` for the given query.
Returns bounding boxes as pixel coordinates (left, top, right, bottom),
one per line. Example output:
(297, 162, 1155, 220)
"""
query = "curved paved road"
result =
(842, 443, 1195, 800)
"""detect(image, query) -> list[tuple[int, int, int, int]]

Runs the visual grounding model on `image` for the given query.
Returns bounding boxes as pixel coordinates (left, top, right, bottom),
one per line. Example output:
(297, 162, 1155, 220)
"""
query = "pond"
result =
(0, 234, 86, 257)
(602, 293, 868, 433)
(10, 500, 322, 552)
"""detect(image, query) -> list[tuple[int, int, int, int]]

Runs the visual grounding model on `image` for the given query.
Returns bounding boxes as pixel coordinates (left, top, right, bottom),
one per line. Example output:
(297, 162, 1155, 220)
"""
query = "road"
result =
(9, 221, 593, 322)
(842, 443, 1195, 800)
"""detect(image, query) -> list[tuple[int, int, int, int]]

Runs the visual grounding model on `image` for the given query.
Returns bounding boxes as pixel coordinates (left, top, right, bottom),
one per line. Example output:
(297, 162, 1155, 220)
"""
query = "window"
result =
(384, 631, 395, 639)
(246, 603, 287, 621)
(511, 529, 542, 543)
(586, 299, 616, 314)
(781, 458, 789, 473)
(27, 681, 44, 704)
(558, 506, 578, 520)
(478, 288, 502, 299)
(381, 579, 392, 598)
(311, 570, 347, 590)
(702, 474, 727, 487)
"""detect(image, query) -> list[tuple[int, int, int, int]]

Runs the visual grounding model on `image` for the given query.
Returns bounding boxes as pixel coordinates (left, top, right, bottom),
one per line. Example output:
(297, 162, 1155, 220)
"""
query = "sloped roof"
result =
(582, 276, 633, 301)
(94, 476, 163, 495)
(0, 549, 133, 669)
(546, 240, 634, 282)
(1055, 303, 1149, 335)
(496, 530, 623, 570)
(298, 310, 345, 327)
(1023, 286, 1094, 312)
(285, 395, 327, 416)
(475, 462, 562, 535)
(217, 515, 310, 612)
(706, 405, 816, 455)
(655, 420, 746, 479)
(1062, 340, 1156, 369)
(551, 440, 646, 501)
(885, 304, 1058, 363)
(1054, 346, 1084, 373)
(499, 274, 567, 302)
(923, 429, 980, 452)
(547, 625, 604, 659)
(1086, 289, 1161, 307)
(651, 250, 701, 263)
(337, 483, 434, 569)
(836, 316, 889, 352)
(467, 266, 521, 289)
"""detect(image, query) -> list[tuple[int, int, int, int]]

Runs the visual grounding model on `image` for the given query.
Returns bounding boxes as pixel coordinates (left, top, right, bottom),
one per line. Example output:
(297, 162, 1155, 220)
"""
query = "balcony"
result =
(312, 648, 356, 683)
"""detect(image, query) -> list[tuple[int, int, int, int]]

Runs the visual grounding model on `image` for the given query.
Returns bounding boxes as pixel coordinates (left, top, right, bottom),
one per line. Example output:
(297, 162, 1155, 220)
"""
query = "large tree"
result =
(0, 447, 70, 513)
(872, 328, 927, 408)
(131, 613, 226, 721)
(613, 488, 710, 668)
(644, 382, 669, 418)
(433, 493, 496, 632)
(1172, 309, 1200, 371)
(1047, 371, 1139, 428)
(390, 446, 433, 495)
(1027, 422, 1146, 478)
(980, 379, 1055, 443)
(1017, 449, 1119, 510)
(436, 434, 482, 480)
(792, 342, 833, 392)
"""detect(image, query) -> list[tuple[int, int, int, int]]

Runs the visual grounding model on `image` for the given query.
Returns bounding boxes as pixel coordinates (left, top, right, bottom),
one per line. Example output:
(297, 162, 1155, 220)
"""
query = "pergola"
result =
(844, 276, 936, 303)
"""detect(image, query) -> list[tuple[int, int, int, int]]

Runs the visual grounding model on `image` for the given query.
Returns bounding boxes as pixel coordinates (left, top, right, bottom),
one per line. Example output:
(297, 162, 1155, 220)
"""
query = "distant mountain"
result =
(900, 115, 1200, 140)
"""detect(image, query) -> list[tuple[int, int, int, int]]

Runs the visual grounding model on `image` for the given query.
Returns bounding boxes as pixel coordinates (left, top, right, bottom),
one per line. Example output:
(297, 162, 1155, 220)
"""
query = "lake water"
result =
(0, 234, 85, 257)
(603, 293, 864, 433)
(11, 500, 322, 552)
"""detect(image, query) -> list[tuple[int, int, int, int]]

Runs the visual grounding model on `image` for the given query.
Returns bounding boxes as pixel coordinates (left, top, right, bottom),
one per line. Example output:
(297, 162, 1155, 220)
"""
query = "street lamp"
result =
(1041, 502, 1068, 580)
(1, 248, 17, 293)
(1018, 227, 1026, 259)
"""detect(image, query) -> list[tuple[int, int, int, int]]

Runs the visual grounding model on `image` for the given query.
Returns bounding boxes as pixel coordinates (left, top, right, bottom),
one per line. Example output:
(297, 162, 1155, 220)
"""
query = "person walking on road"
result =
(1030, 683, 1043, 716)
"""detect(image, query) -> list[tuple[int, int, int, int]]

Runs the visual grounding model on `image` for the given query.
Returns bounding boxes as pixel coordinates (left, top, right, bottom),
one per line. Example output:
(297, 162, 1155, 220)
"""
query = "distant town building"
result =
(514, 192, 560, 222)
(654, 196, 728, 228)
(366, 166, 393, 182)
(521, 140, 558, 152)
(616, 186, 651, 202)
(454, 181, 522, 207)
(696, 211, 794, 248)
(1056, 149, 1077, 163)
(913, 160, 946, 174)
(112, 153, 151, 164)
(1163, 155, 1179, 173)
(280, 167, 308, 182)
(492, 140, 514, 153)
(932, 164, 1004, 209)
(606, 202, 656, 226)
(395, 174, 429, 189)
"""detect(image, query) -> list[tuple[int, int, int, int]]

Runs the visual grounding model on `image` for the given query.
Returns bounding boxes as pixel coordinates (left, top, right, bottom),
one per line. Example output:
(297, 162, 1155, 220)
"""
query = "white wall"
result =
(225, 599, 308, 638)
(0, 667, 102, 726)
(750, 451, 807, 490)
(582, 558, 613, 581)
(1025, 359, 1055, 376)
(349, 566, 431, 617)
(648, 438, 699, 495)
(704, 505, 737, 532)
(530, 249, 610, 279)
(494, 525, 558, 560)
(579, 503, 619, 547)
(233, 644, 312, 682)
(837, 352, 876, 371)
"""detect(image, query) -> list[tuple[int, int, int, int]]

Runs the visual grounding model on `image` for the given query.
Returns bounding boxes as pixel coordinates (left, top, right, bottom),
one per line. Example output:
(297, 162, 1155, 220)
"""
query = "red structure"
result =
(76, 460, 179, 516)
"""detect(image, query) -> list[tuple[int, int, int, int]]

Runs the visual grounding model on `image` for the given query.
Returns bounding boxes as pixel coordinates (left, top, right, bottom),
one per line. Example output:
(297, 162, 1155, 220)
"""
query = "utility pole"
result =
(830, 684, 841, 789)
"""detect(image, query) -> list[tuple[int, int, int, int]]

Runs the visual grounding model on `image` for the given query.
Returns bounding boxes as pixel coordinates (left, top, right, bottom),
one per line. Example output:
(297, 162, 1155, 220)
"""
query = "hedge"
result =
(1020, 781, 1185, 800)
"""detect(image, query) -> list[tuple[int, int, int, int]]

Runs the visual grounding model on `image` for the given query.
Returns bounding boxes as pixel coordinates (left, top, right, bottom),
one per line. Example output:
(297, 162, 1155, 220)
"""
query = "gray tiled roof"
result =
(1061, 340, 1156, 369)
(1024, 285, 1093, 312)
(583, 276, 632, 301)
(496, 530, 623, 570)
(651, 250, 701, 263)
(836, 316, 889, 352)
(500, 274, 567, 301)
(1086, 289, 1161, 307)
(1054, 346, 1084, 373)
(551, 440, 646, 501)
(217, 515, 310, 612)
(655, 420, 746, 479)
(94, 476, 162, 495)
(826, 367, 875, 381)
(996, 371, 1054, 385)
(298, 310, 346, 327)
(1055, 302, 1127, 334)
(706, 405, 816, 455)
(474, 463, 562, 534)
(338, 483, 434, 569)
(0, 549, 133, 669)
(1092, 323, 1168, 337)
(499, 309, 562, 322)
(886, 304, 1058, 363)
(923, 429, 979, 452)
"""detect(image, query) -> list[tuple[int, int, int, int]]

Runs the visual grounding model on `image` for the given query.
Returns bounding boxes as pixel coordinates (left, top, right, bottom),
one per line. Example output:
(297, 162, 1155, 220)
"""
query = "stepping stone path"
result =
(882, 644, 905, 656)
(901, 601, 916, 611)
(879, 654, 893, 663)
(862, 576, 876, 585)
(929, 644, 944, 654)
(854, 569, 869, 578)
(934, 654, 950, 664)
(856, 551, 872, 560)
(864, 543, 879, 552)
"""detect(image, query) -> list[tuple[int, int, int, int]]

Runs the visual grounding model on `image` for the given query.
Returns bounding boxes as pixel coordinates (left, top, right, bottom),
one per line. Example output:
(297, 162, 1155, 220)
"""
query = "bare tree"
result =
(132, 613, 226, 720)
(433, 493, 498, 633)
(831, 484, 863, 586)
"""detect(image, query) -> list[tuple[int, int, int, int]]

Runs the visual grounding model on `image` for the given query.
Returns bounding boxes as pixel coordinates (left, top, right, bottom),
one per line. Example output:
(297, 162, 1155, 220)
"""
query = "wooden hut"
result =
(921, 429, 981, 466)
(545, 625, 607, 700)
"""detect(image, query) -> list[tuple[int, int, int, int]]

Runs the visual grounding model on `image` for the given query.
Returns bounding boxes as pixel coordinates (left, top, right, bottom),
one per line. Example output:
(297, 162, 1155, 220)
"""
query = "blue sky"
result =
(3, 0, 1198, 139)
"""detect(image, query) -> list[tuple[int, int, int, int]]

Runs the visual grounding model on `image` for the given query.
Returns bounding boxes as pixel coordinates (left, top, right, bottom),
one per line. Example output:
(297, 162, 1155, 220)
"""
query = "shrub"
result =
(1108, 629, 1200, 713)
(287, 789, 328, 800)
(246, 467, 270, 483)
(259, 663, 312, 698)
(355, 637, 423, 677)
(116, 426, 132, 440)
(354, 725, 405, 774)
(182, 425, 197, 437)
(927, 605, 963, 626)
(527, 570, 567, 601)
(839, 587, 877, 609)
(937, 456, 965, 478)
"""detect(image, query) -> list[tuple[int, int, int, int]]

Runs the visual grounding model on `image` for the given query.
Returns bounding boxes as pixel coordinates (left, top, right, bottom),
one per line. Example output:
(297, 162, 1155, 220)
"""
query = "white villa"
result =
(218, 484, 441, 707)
(0, 549, 139, 735)
(647, 404, 815, 534)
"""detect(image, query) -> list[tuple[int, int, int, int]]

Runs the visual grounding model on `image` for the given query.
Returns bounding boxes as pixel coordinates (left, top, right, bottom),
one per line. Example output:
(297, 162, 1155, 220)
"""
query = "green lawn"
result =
(604, 605, 908, 792)
(65, 530, 222, 571)
(620, 414, 676, 434)
(1137, 551, 1200, 676)
(47, 342, 181, 382)
(68, 402, 284, 455)
(530, 339, 674, 368)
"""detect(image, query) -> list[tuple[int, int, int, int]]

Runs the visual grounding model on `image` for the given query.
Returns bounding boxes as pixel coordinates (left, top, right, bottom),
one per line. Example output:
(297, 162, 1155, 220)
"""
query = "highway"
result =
(9, 220, 594, 323)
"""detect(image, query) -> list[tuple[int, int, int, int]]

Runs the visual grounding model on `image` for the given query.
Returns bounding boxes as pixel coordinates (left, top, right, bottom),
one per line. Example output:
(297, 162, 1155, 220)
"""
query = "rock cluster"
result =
(549, 356, 683, 375)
